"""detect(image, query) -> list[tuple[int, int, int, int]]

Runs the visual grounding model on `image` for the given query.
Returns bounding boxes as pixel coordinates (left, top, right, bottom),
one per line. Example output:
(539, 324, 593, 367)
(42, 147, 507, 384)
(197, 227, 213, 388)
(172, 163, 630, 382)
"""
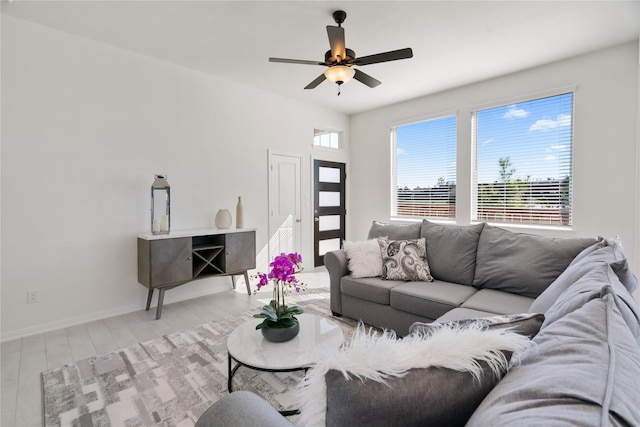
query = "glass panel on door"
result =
(318, 238, 341, 256)
(318, 215, 341, 231)
(319, 191, 341, 207)
(318, 167, 341, 183)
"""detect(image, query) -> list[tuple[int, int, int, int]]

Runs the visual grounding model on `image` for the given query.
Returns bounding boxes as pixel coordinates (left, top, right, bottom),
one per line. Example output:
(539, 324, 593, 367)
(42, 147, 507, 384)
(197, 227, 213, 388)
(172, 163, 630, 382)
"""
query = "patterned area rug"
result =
(42, 288, 358, 426)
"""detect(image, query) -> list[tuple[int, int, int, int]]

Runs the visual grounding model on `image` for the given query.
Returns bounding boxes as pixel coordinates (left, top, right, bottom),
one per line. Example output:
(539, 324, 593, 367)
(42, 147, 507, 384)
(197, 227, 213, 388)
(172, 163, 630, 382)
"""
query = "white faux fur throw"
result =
(295, 322, 533, 427)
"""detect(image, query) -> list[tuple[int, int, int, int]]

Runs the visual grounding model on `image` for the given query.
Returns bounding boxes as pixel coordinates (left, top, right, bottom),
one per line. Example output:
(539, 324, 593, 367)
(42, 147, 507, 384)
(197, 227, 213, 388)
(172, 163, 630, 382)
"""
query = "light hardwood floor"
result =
(1, 267, 330, 426)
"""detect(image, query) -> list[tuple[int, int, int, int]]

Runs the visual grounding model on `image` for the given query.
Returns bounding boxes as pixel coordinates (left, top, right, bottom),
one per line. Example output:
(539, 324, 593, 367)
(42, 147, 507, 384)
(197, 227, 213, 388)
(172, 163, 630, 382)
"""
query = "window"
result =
(391, 115, 457, 219)
(472, 92, 573, 226)
(313, 129, 340, 148)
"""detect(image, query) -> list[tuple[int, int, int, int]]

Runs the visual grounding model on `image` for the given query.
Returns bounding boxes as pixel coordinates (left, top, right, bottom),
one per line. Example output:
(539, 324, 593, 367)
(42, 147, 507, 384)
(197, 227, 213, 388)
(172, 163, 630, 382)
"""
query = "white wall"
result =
(0, 16, 349, 340)
(349, 42, 639, 292)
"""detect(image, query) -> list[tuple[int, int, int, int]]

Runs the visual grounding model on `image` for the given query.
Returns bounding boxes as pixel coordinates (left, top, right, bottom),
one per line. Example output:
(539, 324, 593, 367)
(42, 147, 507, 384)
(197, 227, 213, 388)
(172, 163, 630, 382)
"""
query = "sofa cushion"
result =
(466, 285, 640, 426)
(541, 263, 640, 340)
(461, 289, 534, 315)
(411, 312, 545, 339)
(420, 220, 485, 285)
(473, 225, 597, 298)
(367, 221, 421, 240)
(378, 238, 433, 282)
(530, 241, 639, 314)
(436, 307, 497, 321)
(390, 281, 478, 319)
(606, 237, 638, 293)
(296, 323, 532, 427)
(341, 276, 403, 305)
(343, 239, 383, 278)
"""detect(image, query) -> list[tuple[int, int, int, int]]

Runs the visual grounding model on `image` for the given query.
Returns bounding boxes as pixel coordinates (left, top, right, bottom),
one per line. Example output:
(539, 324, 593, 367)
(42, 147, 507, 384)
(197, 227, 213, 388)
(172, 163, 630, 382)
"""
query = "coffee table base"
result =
(227, 353, 308, 416)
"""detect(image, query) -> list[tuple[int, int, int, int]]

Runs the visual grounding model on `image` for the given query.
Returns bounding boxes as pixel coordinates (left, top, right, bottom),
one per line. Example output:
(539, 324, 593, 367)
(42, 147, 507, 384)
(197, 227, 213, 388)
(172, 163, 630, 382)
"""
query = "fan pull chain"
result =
(337, 84, 341, 96)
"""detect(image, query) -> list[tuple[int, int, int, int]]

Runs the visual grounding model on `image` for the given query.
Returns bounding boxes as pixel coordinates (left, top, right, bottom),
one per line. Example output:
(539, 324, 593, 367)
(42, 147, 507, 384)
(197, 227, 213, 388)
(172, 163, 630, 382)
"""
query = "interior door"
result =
(314, 160, 346, 267)
(269, 153, 302, 262)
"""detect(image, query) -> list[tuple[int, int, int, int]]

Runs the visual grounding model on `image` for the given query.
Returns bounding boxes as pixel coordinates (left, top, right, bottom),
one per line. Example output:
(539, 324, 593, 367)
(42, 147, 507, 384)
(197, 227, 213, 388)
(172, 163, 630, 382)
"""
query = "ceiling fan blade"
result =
(351, 48, 413, 66)
(353, 69, 381, 88)
(304, 74, 327, 89)
(327, 25, 346, 61)
(269, 57, 326, 66)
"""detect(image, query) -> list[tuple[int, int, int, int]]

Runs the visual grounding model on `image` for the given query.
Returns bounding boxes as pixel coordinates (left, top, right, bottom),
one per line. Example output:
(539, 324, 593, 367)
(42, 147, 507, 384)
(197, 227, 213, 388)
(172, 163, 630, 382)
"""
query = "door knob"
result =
(314, 217, 319, 222)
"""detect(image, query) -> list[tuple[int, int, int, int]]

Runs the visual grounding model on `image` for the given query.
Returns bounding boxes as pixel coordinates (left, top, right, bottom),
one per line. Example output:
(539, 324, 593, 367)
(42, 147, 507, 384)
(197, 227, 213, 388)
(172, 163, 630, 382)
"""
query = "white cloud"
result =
(545, 155, 557, 161)
(482, 138, 493, 145)
(397, 148, 407, 155)
(503, 105, 529, 119)
(550, 144, 567, 151)
(530, 114, 572, 131)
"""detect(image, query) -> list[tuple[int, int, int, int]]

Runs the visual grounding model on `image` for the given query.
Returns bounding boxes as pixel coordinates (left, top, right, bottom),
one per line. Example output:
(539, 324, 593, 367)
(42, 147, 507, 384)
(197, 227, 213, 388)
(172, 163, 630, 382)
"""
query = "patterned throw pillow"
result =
(378, 238, 433, 281)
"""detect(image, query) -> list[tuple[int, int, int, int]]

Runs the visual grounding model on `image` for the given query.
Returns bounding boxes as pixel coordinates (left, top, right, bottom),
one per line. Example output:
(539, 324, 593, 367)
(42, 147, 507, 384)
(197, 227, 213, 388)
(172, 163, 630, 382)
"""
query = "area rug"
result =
(42, 288, 358, 427)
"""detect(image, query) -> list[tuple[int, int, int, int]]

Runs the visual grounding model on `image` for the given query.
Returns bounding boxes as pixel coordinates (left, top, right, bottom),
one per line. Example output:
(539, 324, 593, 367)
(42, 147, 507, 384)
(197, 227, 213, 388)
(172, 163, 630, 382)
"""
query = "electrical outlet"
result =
(27, 290, 38, 304)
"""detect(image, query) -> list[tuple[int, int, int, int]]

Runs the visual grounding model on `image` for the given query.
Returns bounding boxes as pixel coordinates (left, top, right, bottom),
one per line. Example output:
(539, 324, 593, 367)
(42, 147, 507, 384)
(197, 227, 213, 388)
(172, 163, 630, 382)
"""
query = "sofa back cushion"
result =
(530, 239, 638, 314)
(473, 225, 597, 298)
(367, 221, 421, 241)
(420, 220, 484, 285)
(539, 263, 640, 341)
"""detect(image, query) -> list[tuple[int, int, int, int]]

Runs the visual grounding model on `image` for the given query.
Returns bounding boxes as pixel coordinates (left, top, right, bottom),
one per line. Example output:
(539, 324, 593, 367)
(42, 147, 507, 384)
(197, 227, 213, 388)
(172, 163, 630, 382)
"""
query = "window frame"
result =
(390, 111, 458, 222)
(470, 87, 576, 228)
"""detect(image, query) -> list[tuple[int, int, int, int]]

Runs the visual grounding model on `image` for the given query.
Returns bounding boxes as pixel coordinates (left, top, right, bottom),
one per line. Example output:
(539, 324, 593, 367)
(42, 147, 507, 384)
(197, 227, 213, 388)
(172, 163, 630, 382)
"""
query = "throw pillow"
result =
(343, 239, 383, 278)
(409, 312, 545, 339)
(377, 238, 433, 282)
(295, 323, 533, 427)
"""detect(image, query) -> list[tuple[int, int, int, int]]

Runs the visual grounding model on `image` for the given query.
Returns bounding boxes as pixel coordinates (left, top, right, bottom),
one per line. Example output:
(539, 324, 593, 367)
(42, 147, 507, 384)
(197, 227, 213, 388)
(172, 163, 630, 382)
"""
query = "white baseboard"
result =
(0, 284, 232, 343)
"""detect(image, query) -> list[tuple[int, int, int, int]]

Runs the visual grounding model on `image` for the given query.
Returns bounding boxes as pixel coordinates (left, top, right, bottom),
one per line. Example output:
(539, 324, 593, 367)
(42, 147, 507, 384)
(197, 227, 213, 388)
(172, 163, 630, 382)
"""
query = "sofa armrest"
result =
(195, 391, 293, 427)
(324, 249, 349, 316)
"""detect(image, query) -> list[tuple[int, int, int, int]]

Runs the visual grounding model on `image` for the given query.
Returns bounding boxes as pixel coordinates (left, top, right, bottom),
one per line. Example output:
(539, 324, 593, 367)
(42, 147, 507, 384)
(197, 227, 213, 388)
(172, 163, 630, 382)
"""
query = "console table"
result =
(137, 228, 256, 319)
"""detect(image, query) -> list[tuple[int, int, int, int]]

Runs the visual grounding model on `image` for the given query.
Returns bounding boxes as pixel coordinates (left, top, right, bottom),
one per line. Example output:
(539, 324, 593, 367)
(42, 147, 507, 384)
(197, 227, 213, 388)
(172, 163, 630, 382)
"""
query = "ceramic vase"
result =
(261, 321, 300, 343)
(236, 196, 244, 229)
(215, 209, 232, 229)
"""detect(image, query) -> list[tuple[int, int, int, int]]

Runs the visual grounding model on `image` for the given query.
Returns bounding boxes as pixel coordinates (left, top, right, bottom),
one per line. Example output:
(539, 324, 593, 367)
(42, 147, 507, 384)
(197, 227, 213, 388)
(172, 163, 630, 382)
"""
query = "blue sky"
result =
(396, 93, 573, 188)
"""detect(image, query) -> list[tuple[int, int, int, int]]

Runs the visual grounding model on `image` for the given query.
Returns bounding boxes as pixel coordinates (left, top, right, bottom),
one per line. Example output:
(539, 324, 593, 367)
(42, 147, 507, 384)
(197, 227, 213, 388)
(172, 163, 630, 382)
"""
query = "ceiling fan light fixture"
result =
(324, 65, 355, 85)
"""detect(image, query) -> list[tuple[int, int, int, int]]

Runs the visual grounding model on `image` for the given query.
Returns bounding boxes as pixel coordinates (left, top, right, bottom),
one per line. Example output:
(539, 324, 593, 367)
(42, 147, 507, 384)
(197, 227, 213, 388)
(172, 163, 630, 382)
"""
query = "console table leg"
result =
(145, 288, 154, 311)
(243, 271, 251, 295)
(230, 275, 236, 290)
(156, 289, 166, 320)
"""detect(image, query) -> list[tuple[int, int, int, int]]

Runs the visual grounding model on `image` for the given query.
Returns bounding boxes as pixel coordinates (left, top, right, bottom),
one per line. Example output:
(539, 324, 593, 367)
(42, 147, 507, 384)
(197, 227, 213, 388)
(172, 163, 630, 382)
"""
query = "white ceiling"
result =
(2, 1, 639, 115)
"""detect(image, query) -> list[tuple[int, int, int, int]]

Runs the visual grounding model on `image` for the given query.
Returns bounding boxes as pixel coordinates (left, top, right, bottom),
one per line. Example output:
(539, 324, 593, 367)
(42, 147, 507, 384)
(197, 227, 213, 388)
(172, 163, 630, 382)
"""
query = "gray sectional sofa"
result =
(326, 220, 598, 336)
(196, 220, 640, 426)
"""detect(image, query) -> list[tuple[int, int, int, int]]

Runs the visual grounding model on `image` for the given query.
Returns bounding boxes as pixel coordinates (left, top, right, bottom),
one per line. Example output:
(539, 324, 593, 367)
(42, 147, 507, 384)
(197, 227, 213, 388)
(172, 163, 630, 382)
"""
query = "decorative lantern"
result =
(151, 174, 170, 235)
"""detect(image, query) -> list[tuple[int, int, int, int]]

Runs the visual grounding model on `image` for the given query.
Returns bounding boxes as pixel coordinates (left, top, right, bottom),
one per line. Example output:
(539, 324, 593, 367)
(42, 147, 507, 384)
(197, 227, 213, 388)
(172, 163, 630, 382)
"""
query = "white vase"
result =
(236, 196, 244, 229)
(215, 209, 232, 229)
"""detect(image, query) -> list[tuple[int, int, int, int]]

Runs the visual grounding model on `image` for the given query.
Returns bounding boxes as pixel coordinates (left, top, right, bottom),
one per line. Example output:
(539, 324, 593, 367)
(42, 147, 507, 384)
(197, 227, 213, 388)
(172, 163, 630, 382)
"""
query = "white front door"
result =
(268, 152, 302, 262)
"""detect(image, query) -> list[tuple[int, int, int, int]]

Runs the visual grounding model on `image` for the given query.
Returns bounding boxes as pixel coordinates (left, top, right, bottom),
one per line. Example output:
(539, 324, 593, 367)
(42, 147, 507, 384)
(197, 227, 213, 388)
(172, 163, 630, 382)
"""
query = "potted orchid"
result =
(253, 252, 307, 342)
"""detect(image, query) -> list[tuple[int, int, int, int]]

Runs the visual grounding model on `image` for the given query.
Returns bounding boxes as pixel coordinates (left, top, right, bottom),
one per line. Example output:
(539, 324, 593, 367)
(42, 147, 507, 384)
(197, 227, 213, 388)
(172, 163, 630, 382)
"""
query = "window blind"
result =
(472, 92, 573, 226)
(391, 115, 457, 219)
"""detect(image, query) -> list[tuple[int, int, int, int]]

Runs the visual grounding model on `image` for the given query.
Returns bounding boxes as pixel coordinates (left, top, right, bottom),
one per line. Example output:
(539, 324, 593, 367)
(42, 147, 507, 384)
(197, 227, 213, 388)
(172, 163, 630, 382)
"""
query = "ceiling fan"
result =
(269, 10, 413, 95)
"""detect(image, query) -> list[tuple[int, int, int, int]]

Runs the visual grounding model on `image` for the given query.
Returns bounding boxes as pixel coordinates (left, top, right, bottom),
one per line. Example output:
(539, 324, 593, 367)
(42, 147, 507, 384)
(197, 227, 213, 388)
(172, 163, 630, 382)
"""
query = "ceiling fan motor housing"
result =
(325, 48, 356, 64)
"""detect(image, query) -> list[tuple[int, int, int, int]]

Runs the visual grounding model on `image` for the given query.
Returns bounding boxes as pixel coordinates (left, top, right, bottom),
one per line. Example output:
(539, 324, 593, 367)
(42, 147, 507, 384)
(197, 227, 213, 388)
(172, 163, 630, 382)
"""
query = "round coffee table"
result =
(227, 313, 344, 415)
